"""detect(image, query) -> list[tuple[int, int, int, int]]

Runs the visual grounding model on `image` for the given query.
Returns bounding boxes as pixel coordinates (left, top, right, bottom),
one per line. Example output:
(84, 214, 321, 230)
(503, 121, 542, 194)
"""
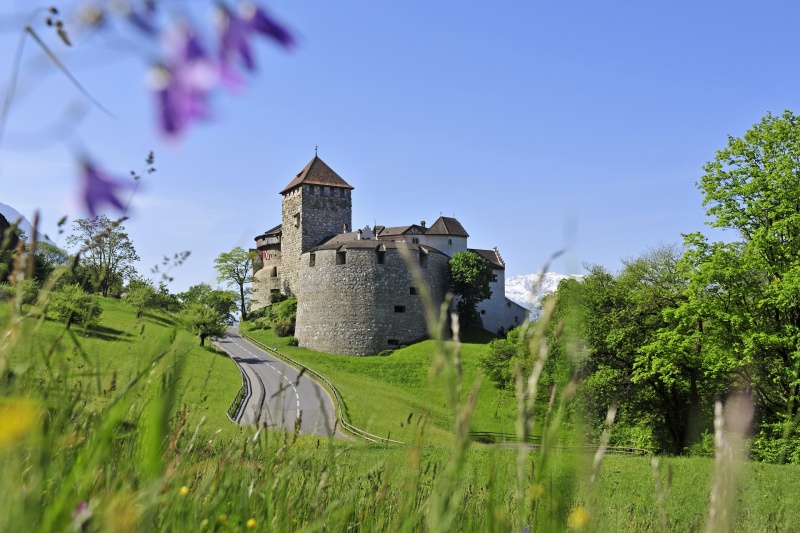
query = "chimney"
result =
(343, 223, 348, 233)
(420, 220, 426, 228)
(357, 229, 363, 240)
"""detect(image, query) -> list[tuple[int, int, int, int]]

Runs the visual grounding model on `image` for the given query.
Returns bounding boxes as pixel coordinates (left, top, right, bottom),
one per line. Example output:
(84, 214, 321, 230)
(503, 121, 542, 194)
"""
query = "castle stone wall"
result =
(296, 247, 448, 356)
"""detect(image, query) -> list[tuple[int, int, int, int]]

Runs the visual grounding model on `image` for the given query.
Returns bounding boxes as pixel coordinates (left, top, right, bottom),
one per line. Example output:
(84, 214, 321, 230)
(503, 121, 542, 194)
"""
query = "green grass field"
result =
(4, 298, 800, 531)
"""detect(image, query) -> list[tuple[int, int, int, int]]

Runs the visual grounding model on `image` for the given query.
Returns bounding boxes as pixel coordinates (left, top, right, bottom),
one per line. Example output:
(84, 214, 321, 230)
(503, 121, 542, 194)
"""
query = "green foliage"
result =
(123, 280, 156, 318)
(47, 283, 102, 329)
(479, 327, 521, 390)
(448, 251, 493, 322)
(178, 283, 237, 321)
(0, 279, 39, 305)
(213, 246, 256, 321)
(181, 303, 227, 346)
(65, 215, 140, 297)
(273, 317, 295, 337)
(286, 336, 298, 346)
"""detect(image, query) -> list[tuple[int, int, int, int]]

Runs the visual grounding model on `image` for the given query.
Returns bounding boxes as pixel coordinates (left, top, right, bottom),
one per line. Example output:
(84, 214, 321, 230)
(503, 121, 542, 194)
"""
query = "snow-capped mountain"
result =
(505, 272, 583, 315)
(0, 202, 54, 244)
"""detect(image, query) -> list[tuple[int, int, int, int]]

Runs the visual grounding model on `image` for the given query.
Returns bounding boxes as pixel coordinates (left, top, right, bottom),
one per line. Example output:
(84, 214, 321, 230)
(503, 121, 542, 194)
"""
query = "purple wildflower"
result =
(80, 161, 134, 218)
(241, 2, 294, 48)
(217, 4, 256, 72)
(152, 24, 218, 137)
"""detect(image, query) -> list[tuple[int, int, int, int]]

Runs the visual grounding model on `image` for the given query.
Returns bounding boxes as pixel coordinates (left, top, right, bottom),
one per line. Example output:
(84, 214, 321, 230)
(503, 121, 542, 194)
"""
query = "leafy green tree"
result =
(124, 280, 156, 318)
(34, 241, 69, 280)
(182, 303, 227, 346)
(66, 215, 140, 297)
(47, 283, 102, 329)
(178, 283, 237, 321)
(682, 110, 800, 423)
(479, 327, 522, 390)
(448, 251, 493, 323)
(214, 247, 256, 321)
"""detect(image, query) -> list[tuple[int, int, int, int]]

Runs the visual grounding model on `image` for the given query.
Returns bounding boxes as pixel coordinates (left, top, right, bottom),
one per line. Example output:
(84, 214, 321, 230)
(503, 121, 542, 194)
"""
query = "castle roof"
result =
(376, 224, 426, 237)
(308, 231, 446, 255)
(426, 216, 469, 237)
(279, 155, 354, 194)
(255, 223, 282, 240)
(469, 248, 504, 270)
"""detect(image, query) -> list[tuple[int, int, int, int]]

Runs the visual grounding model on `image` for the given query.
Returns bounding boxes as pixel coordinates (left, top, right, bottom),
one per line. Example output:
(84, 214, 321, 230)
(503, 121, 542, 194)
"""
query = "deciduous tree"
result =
(213, 247, 255, 321)
(448, 251, 493, 323)
(66, 215, 140, 297)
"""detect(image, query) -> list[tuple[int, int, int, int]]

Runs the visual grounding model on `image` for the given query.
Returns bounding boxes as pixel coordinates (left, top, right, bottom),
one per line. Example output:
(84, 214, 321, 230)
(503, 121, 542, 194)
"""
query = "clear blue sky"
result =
(1, 0, 798, 292)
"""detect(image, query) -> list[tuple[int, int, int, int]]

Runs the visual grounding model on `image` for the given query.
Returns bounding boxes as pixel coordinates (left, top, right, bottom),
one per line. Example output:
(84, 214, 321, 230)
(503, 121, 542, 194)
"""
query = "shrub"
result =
(273, 317, 295, 337)
(0, 283, 14, 301)
(250, 317, 272, 330)
(286, 336, 298, 346)
(47, 284, 102, 329)
(0, 279, 39, 305)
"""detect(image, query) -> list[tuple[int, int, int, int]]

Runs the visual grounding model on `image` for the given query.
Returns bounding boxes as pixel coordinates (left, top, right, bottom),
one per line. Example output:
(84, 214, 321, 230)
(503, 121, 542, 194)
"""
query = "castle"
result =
(251, 155, 528, 356)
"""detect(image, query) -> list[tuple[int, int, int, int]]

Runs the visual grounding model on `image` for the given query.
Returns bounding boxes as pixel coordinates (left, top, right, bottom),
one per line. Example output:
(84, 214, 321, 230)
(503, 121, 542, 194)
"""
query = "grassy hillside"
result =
(2, 297, 245, 442)
(241, 324, 519, 445)
(3, 297, 800, 530)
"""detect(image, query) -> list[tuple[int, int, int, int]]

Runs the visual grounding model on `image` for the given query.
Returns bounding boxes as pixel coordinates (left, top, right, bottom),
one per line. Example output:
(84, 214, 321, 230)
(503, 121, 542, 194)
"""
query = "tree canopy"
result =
(66, 216, 140, 297)
(448, 251, 493, 324)
(214, 247, 256, 321)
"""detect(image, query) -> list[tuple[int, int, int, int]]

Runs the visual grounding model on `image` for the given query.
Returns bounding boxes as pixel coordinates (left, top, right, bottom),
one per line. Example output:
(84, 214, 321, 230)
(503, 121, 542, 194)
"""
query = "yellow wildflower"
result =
(218, 514, 228, 525)
(0, 397, 39, 449)
(247, 518, 257, 529)
(530, 483, 545, 499)
(179, 486, 189, 497)
(568, 506, 591, 530)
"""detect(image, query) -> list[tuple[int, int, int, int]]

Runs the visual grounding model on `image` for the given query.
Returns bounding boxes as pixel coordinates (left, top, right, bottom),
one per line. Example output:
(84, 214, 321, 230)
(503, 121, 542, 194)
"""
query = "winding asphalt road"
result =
(215, 328, 337, 436)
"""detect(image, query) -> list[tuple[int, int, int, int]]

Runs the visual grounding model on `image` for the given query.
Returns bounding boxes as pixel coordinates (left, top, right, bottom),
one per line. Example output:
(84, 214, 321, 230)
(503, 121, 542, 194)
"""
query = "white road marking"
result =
(231, 336, 302, 420)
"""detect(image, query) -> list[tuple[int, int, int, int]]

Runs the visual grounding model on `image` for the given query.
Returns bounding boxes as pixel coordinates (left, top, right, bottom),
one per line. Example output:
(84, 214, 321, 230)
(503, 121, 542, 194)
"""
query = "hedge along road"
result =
(216, 328, 338, 436)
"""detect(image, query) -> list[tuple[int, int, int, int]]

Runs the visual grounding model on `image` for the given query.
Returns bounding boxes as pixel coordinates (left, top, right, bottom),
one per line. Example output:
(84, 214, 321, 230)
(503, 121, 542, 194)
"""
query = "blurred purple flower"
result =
(152, 24, 218, 137)
(242, 2, 294, 48)
(80, 161, 134, 218)
(217, 4, 256, 72)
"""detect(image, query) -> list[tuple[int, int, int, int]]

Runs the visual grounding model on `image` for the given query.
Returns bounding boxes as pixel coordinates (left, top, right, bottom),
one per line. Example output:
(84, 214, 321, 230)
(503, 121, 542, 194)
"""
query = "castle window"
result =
(309, 253, 316, 267)
(271, 267, 278, 278)
(394, 305, 406, 313)
(336, 251, 346, 265)
(339, 188, 345, 198)
(376, 250, 385, 264)
(480, 309, 486, 315)
(514, 316, 518, 323)
(293, 213, 300, 227)
(448, 239, 452, 245)
(412, 237, 419, 244)
(409, 287, 418, 295)
(492, 274, 498, 282)
(507, 301, 511, 307)
(388, 339, 399, 346)
(309, 185, 315, 195)
(419, 252, 428, 269)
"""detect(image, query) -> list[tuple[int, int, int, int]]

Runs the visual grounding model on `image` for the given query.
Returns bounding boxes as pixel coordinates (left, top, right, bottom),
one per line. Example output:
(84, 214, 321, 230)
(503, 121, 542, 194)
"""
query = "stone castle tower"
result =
(279, 155, 354, 295)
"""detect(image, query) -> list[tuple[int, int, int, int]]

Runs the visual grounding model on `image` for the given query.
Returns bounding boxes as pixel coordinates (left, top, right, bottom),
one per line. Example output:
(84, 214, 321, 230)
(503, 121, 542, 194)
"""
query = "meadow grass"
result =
(241, 324, 520, 445)
(4, 296, 800, 531)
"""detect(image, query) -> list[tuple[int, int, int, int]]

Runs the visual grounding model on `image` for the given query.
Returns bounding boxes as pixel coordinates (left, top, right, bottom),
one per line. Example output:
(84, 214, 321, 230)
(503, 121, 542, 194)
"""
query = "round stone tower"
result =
(295, 242, 449, 356)
(279, 155, 353, 296)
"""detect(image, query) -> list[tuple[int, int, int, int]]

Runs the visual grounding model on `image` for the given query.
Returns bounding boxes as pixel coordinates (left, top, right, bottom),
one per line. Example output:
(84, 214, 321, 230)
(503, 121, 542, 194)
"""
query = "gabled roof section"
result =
(427, 216, 469, 237)
(254, 223, 282, 241)
(376, 224, 426, 237)
(280, 155, 354, 194)
(469, 248, 504, 270)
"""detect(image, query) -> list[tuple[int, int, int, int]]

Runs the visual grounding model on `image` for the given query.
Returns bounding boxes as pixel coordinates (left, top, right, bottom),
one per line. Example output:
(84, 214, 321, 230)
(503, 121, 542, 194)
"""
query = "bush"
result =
(286, 336, 298, 346)
(47, 284, 102, 329)
(273, 317, 295, 337)
(250, 317, 272, 331)
(0, 279, 39, 305)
